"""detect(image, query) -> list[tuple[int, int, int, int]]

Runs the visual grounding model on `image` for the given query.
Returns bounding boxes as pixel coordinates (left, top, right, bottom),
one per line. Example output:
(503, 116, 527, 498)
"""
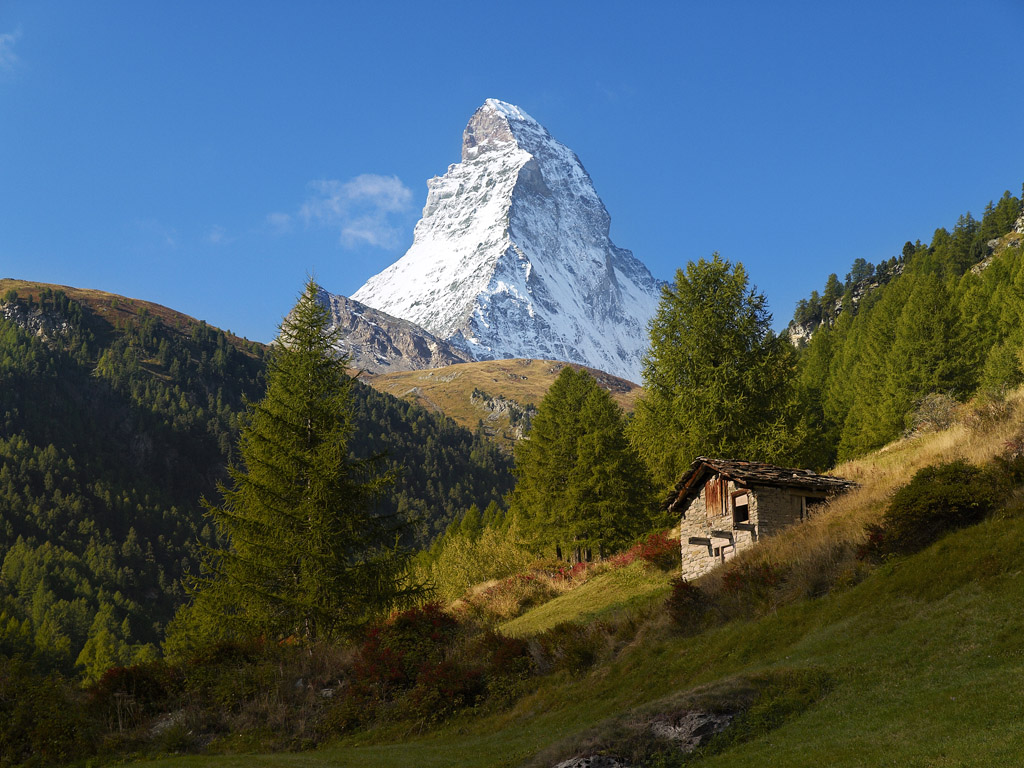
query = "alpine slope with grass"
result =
(101, 388, 1024, 767)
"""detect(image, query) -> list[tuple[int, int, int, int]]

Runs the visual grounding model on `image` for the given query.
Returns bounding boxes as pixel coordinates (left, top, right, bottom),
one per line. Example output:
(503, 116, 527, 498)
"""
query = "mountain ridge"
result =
(345, 98, 663, 383)
(317, 289, 472, 374)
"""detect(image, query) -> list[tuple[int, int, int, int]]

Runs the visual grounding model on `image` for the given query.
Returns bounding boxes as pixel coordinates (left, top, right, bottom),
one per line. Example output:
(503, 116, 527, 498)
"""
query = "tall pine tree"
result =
(170, 278, 418, 649)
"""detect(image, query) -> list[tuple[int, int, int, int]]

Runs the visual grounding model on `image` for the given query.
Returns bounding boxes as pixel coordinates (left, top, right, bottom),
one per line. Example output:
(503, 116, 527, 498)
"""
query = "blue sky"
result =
(2, 1, 1023, 344)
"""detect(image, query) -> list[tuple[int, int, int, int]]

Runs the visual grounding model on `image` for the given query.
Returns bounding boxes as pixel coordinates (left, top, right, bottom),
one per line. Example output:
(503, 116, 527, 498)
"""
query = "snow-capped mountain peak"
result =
(348, 99, 663, 383)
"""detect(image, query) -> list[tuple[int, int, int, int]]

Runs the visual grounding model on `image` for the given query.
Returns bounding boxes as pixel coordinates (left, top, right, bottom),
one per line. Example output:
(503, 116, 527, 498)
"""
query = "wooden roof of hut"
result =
(665, 457, 856, 514)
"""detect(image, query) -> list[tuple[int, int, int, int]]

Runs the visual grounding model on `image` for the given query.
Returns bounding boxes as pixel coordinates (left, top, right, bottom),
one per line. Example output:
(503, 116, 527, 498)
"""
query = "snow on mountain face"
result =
(350, 98, 663, 383)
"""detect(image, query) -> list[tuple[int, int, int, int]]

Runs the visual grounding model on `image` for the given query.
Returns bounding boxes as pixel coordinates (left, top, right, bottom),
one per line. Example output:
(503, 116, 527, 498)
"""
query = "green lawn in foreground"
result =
(128, 513, 1024, 768)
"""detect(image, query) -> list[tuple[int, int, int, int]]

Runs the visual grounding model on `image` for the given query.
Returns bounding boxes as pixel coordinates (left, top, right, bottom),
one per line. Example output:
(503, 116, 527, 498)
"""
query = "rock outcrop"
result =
(1, 300, 73, 343)
(316, 290, 472, 374)
(550, 709, 735, 768)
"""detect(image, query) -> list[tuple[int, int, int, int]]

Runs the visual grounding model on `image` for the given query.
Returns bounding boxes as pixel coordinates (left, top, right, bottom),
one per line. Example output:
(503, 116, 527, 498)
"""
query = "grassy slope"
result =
(130, 514, 1024, 767)
(362, 359, 640, 450)
(129, 395, 1024, 767)
(500, 561, 674, 637)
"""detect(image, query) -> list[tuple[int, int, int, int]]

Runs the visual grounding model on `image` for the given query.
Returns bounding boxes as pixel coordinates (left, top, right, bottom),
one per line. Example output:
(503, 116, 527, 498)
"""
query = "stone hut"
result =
(667, 458, 855, 580)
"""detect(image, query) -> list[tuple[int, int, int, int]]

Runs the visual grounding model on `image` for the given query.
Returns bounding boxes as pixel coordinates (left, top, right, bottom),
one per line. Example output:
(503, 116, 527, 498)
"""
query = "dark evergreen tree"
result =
(458, 504, 483, 541)
(832, 275, 912, 458)
(791, 320, 840, 470)
(512, 367, 653, 560)
(880, 272, 967, 433)
(179, 279, 419, 645)
(845, 258, 874, 286)
(821, 273, 843, 322)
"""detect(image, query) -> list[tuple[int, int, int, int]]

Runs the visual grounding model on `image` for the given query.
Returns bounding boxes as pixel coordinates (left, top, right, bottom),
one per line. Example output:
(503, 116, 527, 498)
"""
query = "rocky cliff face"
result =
(786, 263, 906, 346)
(316, 290, 472, 374)
(1, 300, 73, 343)
(347, 99, 662, 383)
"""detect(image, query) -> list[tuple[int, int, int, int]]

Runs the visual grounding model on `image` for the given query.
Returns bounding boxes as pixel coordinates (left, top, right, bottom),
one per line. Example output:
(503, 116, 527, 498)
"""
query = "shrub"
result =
(181, 638, 279, 716)
(859, 459, 1000, 559)
(908, 392, 958, 435)
(400, 659, 486, 724)
(665, 578, 712, 635)
(959, 394, 1014, 432)
(466, 629, 533, 680)
(720, 561, 787, 598)
(536, 621, 606, 674)
(353, 603, 460, 694)
(550, 561, 593, 582)
(635, 530, 679, 570)
(0, 657, 97, 766)
(469, 630, 535, 703)
(610, 530, 678, 570)
(462, 573, 559, 622)
(325, 603, 537, 730)
(993, 434, 1024, 487)
(87, 661, 181, 733)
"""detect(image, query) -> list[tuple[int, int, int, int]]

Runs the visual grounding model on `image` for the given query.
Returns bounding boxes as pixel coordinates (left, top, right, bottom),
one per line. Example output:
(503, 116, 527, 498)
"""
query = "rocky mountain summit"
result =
(338, 98, 662, 383)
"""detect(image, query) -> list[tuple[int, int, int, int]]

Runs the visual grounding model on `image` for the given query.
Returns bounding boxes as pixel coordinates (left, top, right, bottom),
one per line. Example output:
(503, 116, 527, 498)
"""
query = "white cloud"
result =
(266, 211, 293, 234)
(340, 215, 400, 249)
(133, 218, 177, 249)
(299, 174, 413, 249)
(207, 225, 228, 244)
(0, 28, 22, 71)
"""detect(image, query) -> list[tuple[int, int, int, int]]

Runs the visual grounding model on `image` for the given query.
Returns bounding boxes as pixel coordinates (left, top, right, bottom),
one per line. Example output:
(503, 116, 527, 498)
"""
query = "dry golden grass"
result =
(451, 562, 604, 625)
(719, 388, 1024, 595)
(362, 359, 640, 450)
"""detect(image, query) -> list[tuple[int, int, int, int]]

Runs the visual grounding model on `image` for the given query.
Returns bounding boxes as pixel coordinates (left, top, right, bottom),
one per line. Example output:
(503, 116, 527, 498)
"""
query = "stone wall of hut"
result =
(678, 477, 829, 580)
(678, 476, 757, 580)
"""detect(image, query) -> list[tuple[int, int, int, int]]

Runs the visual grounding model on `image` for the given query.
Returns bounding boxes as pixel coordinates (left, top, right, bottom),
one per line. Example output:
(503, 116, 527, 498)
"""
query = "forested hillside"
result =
(791, 188, 1024, 467)
(0, 281, 512, 677)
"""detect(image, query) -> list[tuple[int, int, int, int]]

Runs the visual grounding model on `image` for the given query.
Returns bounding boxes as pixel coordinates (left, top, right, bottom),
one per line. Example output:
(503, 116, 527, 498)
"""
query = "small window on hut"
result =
(732, 492, 749, 524)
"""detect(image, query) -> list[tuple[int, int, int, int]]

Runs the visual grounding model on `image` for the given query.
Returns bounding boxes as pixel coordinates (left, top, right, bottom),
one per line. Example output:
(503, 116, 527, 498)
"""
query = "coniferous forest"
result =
(0, 283, 512, 679)
(790, 188, 1024, 468)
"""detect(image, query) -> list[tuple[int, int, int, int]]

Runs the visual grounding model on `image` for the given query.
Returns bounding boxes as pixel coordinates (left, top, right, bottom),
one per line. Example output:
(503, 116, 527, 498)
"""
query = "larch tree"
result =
(511, 366, 653, 561)
(169, 278, 418, 650)
(628, 254, 801, 487)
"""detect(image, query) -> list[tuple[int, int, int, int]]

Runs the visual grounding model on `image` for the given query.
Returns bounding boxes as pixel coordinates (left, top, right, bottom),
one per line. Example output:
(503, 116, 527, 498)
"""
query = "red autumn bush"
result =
(353, 602, 460, 693)
(400, 659, 487, 723)
(610, 530, 677, 570)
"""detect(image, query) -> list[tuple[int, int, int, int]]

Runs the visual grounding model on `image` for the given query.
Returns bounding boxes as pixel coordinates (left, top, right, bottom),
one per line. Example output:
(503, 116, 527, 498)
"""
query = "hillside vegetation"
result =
(5, 183, 1024, 767)
(364, 359, 640, 451)
(790, 188, 1024, 467)
(0, 280, 512, 677)
(60, 385, 1024, 768)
